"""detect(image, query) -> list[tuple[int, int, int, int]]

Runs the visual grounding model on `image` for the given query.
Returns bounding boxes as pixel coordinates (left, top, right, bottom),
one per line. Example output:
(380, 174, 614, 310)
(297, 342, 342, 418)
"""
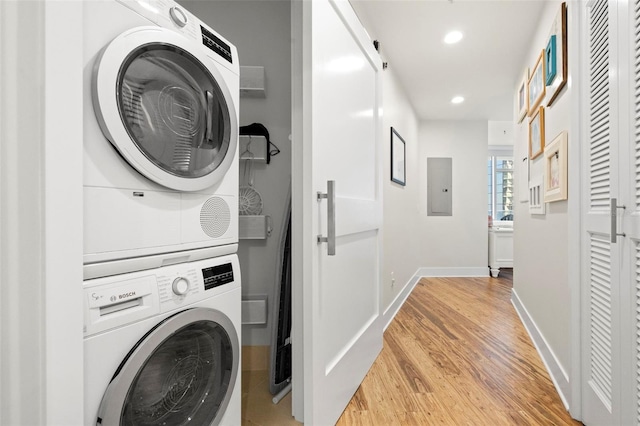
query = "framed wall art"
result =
(546, 2, 568, 106)
(516, 69, 529, 123)
(529, 174, 546, 215)
(545, 35, 557, 85)
(544, 131, 568, 202)
(528, 50, 546, 115)
(529, 106, 545, 160)
(391, 127, 406, 186)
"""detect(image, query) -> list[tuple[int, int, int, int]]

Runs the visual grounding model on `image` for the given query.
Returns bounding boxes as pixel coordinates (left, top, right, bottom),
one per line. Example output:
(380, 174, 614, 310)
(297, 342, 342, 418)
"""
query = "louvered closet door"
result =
(581, 0, 623, 424)
(624, 0, 640, 423)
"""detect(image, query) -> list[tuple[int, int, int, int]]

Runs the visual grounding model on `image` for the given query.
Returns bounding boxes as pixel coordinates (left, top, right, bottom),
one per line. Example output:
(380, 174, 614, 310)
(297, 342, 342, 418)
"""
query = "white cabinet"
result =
(488, 225, 513, 278)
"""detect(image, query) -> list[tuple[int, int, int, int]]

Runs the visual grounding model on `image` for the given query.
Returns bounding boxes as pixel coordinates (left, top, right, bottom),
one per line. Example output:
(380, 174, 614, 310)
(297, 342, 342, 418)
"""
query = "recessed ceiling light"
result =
(451, 96, 464, 104)
(444, 30, 463, 44)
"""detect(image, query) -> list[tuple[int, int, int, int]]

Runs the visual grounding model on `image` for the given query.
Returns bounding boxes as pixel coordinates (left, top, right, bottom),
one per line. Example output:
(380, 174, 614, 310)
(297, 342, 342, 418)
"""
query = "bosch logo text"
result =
(119, 292, 136, 299)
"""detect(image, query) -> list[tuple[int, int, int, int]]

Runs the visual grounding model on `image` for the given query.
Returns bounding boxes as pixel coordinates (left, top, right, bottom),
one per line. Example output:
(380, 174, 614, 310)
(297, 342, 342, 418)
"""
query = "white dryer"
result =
(83, 254, 241, 426)
(83, 0, 239, 279)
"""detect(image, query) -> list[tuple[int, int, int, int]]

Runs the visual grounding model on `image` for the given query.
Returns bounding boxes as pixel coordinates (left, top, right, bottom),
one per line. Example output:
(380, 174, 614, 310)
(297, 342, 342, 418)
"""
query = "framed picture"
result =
(391, 127, 406, 186)
(545, 35, 557, 85)
(544, 131, 568, 202)
(529, 106, 545, 160)
(516, 69, 529, 123)
(529, 174, 546, 215)
(547, 2, 568, 106)
(528, 50, 546, 115)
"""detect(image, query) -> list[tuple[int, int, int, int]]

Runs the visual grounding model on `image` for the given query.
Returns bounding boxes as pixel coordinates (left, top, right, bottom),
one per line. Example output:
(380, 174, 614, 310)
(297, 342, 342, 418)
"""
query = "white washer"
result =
(83, 0, 240, 278)
(83, 254, 241, 426)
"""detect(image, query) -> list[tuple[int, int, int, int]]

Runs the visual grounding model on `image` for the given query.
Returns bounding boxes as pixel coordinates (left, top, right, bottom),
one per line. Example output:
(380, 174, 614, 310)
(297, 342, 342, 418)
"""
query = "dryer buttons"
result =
(172, 277, 190, 296)
(170, 7, 188, 28)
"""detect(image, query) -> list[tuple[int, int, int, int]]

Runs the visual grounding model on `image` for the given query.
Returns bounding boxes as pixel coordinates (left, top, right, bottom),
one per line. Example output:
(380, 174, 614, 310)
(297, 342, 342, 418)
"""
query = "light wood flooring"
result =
(242, 270, 582, 425)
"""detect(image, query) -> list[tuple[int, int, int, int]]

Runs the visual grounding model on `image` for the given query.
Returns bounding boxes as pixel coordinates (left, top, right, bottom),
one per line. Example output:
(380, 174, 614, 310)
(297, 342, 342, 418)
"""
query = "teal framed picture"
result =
(545, 35, 557, 86)
(546, 2, 567, 107)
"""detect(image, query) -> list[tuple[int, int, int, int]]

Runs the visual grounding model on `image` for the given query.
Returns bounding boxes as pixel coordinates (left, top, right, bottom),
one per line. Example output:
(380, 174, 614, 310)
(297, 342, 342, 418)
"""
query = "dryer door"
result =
(93, 27, 238, 192)
(97, 308, 239, 426)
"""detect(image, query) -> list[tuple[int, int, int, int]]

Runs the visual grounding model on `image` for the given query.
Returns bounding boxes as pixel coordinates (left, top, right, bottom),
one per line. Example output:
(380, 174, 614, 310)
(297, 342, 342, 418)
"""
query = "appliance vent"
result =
(200, 197, 231, 238)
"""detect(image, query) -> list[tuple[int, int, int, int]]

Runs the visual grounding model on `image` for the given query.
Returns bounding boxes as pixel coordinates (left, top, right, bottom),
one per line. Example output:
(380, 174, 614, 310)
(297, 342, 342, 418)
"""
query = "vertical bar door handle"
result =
(610, 198, 626, 243)
(317, 180, 336, 255)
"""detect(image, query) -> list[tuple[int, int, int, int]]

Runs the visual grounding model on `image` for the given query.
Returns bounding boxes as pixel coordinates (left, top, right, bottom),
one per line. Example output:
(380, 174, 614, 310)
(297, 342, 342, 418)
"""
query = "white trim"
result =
(567, 0, 583, 420)
(1, 2, 47, 423)
(1, 2, 84, 423)
(488, 145, 514, 157)
(418, 266, 489, 277)
(511, 288, 571, 411)
(382, 269, 422, 330)
(43, 2, 84, 424)
(290, 0, 306, 420)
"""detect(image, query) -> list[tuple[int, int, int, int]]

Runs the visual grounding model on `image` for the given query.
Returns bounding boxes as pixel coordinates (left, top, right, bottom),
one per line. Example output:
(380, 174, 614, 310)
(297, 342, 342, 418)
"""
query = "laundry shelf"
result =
(240, 66, 266, 98)
(241, 296, 268, 325)
(239, 215, 269, 239)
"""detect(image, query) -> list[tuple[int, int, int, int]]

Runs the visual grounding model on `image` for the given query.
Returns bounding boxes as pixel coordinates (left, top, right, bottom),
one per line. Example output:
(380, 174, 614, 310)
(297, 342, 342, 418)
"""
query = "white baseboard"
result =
(418, 266, 489, 277)
(511, 289, 571, 411)
(383, 270, 421, 330)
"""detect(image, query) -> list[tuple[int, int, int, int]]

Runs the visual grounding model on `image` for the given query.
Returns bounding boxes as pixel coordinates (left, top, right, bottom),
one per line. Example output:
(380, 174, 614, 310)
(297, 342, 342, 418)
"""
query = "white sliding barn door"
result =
(291, 0, 384, 424)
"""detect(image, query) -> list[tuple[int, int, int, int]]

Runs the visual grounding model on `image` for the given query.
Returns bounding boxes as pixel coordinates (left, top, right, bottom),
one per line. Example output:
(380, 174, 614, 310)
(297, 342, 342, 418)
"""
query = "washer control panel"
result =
(172, 277, 190, 295)
(203, 263, 234, 290)
(83, 254, 239, 335)
(169, 6, 188, 27)
(156, 256, 238, 310)
(157, 268, 200, 305)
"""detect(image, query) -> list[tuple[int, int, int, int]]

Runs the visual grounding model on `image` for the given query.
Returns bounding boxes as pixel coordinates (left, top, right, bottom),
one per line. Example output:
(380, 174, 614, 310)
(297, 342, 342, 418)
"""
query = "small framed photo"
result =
(544, 131, 568, 202)
(516, 69, 529, 123)
(529, 174, 546, 215)
(528, 50, 546, 115)
(545, 35, 557, 85)
(529, 106, 545, 160)
(391, 127, 406, 186)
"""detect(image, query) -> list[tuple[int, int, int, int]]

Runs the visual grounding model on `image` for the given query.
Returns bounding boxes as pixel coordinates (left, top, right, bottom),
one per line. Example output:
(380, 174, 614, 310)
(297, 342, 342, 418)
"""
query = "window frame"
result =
(488, 147, 514, 221)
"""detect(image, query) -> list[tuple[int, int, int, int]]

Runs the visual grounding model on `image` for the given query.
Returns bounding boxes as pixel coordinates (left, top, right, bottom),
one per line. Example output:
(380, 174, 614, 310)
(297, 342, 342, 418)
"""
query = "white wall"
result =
(355, 10, 487, 316)
(418, 121, 489, 272)
(379, 68, 420, 312)
(488, 120, 514, 146)
(179, 0, 292, 346)
(512, 0, 572, 400)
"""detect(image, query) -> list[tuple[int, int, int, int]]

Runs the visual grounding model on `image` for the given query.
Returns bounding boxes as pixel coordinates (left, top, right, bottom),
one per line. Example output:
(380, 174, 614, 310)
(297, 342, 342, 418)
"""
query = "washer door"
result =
(97, 308, 239, 426)
(93, 27, 238, 192)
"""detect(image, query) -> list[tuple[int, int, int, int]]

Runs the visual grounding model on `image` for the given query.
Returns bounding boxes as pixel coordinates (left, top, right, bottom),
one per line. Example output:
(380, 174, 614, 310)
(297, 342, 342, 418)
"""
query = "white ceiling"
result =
(350, 0, 547, 121)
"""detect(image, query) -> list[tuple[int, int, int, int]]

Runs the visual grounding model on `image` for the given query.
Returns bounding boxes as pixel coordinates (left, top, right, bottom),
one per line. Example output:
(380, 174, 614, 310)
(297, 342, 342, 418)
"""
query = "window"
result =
(488, 156, 514, 221)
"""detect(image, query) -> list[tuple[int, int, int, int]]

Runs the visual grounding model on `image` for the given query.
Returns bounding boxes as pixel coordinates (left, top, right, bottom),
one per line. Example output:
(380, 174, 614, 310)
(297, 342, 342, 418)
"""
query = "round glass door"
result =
(97, 308, 239, 426)
(92, 27, 238, 192)
(118, 44, 230, 180)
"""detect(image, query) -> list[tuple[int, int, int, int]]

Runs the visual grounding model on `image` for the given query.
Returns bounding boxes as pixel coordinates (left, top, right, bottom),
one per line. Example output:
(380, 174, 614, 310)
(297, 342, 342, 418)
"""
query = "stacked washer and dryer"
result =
(82, 1, 241, 424)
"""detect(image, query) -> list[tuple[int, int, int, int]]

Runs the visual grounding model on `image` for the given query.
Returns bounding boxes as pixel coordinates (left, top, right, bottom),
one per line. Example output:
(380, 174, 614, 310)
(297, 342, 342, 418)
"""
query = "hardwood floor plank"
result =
(336, 271, 582, 425)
